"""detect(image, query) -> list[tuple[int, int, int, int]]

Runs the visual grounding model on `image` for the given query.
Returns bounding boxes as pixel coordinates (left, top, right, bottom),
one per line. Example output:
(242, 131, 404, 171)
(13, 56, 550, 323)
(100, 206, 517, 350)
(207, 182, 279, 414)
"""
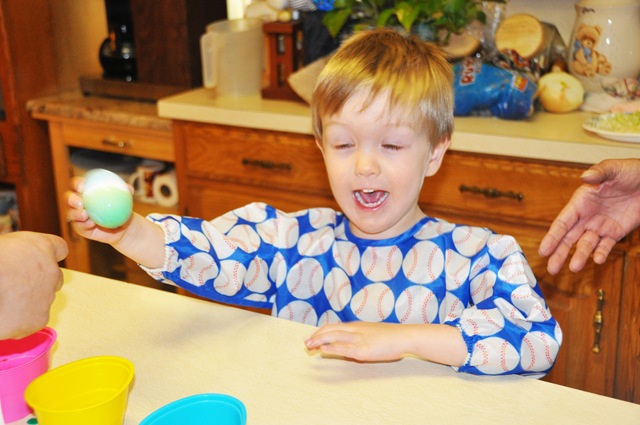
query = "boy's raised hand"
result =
(65, 176, 133, 245)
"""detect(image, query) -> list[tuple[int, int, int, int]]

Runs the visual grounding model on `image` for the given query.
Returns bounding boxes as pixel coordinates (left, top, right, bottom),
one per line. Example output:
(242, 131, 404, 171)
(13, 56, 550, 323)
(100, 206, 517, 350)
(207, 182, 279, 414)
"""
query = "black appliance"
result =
(99, 0, 137, 81)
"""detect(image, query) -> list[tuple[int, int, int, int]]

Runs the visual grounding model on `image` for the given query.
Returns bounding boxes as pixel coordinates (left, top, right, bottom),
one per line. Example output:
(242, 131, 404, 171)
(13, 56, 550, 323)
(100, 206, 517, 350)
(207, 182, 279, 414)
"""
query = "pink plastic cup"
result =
(0, 327, 57, 423)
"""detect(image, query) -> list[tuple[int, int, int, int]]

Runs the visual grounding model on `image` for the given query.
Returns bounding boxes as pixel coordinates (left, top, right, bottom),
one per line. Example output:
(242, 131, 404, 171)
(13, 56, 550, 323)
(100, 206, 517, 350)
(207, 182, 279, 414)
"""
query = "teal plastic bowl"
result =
(140, 393, 247, 425)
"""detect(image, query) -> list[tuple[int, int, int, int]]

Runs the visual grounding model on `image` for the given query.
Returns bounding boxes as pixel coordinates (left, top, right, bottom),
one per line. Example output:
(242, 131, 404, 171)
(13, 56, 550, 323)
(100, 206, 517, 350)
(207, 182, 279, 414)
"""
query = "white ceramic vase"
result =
(567, 0, 640, 97)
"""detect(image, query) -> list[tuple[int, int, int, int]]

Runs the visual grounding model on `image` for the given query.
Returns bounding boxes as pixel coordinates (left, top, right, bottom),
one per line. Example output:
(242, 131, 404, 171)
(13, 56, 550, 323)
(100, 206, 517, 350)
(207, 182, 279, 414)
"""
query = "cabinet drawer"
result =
(61, 121, 174, 162)
(187, 180, 339, 218)
(182, 123, 331, 196)
(422, 151, 588, 225)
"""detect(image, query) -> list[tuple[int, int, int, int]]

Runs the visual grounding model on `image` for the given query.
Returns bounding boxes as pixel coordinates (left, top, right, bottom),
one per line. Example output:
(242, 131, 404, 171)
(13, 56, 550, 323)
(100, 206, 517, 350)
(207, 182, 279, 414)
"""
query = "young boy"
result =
(67, 29, 561, 376)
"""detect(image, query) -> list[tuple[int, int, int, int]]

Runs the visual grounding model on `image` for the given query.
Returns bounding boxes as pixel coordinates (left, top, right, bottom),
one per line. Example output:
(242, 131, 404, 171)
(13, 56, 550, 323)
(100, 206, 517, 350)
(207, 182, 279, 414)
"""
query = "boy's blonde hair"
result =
(311, 28, 454, 146)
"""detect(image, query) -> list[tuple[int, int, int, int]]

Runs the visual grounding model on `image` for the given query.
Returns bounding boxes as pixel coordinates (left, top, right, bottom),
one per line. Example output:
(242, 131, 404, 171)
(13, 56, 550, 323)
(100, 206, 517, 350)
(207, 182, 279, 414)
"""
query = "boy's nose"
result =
(355, 151, 380, 177)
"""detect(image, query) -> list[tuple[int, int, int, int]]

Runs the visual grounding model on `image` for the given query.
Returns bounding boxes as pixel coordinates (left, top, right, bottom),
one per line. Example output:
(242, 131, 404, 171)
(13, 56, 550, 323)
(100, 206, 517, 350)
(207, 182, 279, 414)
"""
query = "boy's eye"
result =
(330, 142, 353, 150)
(382, 144, 403, 151)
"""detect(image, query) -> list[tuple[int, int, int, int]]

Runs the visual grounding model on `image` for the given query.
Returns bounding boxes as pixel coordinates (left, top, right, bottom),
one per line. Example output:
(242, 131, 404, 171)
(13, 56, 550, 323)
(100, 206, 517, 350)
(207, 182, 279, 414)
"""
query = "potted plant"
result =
(318, 0, 505, 46)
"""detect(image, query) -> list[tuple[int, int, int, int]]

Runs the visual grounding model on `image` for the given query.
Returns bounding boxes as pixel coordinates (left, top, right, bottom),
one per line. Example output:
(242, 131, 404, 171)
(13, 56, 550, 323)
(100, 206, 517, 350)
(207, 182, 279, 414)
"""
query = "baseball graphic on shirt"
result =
(317, 309, 341, 326)
(402, 240, 444, 284)
(460, 308, 505, 336)
(414, 219, 455, 240)
(494, 297, 533, 331)
(298, 226, 335, 256)
(186, 230, 211, 252)
(487, 234, 520, 260)
(214, 260, 246, 295)
(211, 211, 238, 233)
(360, 246, 402, 282)
(181, 252, 219, 287)
(439, 292, 464, 323)
(469, 270, 496, 303)
(498, 252, 536, 285)
(227, 224, 261, 254)
(351, 283, 395, 322)
(245, 257, 270, 293)
(202, 221, 236, 259)
(324, 267, 352, 312)
(469, 252, 490, 280)
(453, 226, 490, 256)
(278, 300, 318, 325)
(395, 285, 438, 324)
(510, 285, 550, 321)
(286, 258, 324, 299)
(160, 217, 182, 243)
(445, 249, 470, 290)
(257, 214, 299, 249)
(332, 241, 360, 276)
(269, 251, 288, 287)
(233, 203, 268, 223)
(471, 336, 519, 375)
(520, 331, 559, 372)
(308, 208, 335, 229)
(164, 246, 180, 272)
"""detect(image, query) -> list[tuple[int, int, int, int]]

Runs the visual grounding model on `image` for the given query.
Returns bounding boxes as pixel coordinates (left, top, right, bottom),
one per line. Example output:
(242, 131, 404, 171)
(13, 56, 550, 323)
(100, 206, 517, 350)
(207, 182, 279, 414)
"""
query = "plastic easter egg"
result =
(82, 169, 133, 228)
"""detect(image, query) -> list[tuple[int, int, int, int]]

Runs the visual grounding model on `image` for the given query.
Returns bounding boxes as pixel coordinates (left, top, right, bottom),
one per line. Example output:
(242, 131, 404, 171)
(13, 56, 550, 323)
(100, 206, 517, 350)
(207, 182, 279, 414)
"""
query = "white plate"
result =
(583, 112, 640, 143)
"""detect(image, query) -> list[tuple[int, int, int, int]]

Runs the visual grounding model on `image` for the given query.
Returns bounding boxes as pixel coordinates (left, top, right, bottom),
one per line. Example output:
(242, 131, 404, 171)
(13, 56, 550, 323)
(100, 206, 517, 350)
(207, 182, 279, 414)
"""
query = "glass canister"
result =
(567, 0, 640, 107)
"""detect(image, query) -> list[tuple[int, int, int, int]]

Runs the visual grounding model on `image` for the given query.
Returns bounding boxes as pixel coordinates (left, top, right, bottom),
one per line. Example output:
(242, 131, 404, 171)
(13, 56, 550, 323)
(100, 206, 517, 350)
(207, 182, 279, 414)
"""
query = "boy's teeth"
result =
(355, 190, 388, 207)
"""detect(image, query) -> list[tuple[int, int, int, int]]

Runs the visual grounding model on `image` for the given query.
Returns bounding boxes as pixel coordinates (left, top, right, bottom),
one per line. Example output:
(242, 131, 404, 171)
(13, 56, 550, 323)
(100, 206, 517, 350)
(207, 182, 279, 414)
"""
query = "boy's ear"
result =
(424, 138, 450, 177)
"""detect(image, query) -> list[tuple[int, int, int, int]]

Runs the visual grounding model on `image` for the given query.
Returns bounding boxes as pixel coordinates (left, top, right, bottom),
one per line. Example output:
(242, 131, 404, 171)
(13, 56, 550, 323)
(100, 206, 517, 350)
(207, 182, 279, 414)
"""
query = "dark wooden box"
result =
(130, 0, 227, 88)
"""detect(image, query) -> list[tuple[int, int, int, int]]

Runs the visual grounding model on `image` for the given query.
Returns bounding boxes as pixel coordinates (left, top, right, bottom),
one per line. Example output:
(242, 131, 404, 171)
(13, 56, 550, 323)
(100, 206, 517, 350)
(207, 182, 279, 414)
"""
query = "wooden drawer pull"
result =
(459, 184, 524, 201)
(102, 138, 130, 149)
(242, 158, 292, 171)
(592, 289, 605, 354)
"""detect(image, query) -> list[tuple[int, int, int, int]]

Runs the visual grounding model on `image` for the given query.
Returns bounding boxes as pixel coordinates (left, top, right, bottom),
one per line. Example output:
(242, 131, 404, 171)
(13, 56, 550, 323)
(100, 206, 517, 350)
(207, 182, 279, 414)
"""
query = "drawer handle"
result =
(459, 184, 524, 201)
(102, 138, 130, 149)
(242, 158, 292, 171)
(592, 289, 605, 354)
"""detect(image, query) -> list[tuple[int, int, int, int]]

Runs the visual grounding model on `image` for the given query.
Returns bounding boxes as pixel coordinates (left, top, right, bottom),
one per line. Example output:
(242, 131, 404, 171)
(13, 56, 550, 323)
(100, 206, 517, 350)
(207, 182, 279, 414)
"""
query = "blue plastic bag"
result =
(453, 58, 537, 120)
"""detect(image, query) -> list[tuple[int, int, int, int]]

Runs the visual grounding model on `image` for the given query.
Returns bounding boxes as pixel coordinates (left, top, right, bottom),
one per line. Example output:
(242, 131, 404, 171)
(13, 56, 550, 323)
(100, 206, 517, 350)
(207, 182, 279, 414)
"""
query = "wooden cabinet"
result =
(172, 120, 639, 403)
(32, 106, 177, 289)
(173, 120, 339, 217)
(424, 152, 634, 401)
(0, 1, 59, 233)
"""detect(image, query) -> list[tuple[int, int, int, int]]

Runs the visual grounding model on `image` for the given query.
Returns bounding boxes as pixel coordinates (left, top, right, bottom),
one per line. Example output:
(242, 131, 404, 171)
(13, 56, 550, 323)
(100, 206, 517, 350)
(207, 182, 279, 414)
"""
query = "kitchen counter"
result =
(12, 269, 640, 425)
(27, 91, 171, 132)
(158, 88, 640, 165)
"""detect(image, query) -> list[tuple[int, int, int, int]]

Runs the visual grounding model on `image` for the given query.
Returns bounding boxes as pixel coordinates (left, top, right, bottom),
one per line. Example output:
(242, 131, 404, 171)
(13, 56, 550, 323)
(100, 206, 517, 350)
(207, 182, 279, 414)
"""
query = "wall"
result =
(46, 0, 580, 93)
(50, 0, 106, 92)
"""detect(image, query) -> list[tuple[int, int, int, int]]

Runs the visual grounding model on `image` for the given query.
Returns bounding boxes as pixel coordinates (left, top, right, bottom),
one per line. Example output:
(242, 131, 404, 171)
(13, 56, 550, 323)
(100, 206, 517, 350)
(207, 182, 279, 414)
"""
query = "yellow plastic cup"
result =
(24, 356, 134, 425)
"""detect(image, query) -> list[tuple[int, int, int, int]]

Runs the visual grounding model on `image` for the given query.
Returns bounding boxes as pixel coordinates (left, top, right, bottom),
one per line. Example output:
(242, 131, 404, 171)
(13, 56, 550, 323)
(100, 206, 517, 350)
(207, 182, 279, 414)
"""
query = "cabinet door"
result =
(616, 244, 640, 403)
(431, 206, 623, 397)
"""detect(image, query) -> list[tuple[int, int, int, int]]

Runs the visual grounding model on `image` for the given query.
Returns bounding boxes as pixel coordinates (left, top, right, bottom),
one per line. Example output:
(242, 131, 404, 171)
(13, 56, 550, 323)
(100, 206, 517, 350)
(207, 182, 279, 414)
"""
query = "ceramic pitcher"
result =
(567, 0, 640, 96)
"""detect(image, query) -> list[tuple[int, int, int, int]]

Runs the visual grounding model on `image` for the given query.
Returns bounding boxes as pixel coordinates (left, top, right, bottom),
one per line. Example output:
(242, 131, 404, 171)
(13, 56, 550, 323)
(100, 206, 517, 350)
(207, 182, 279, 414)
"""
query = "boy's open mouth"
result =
(354, 189, 389, 208)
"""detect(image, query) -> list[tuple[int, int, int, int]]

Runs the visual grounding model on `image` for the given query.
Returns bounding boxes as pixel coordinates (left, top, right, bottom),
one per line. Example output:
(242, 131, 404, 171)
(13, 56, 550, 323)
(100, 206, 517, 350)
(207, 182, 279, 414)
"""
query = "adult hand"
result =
(0, 232, 68, 339)
(539, 159, 640, 274)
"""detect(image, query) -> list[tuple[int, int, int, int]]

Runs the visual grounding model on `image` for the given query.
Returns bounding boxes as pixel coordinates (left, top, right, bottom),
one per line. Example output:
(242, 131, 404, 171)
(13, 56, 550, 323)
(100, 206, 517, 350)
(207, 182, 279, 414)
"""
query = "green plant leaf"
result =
(322, 9, 353, 38)
(395, 2, 420, 32)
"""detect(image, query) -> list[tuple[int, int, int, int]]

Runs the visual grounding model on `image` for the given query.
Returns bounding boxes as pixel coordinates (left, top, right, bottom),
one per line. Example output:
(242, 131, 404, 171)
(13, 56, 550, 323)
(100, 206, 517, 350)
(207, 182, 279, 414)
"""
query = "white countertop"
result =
(158, 88, 640, 165)
(17, 269, 640, 424)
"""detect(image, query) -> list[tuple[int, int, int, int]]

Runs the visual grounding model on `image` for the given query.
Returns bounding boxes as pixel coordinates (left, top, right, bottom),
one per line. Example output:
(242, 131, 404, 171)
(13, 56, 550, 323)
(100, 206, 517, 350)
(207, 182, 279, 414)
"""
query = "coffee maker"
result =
(99, 0, 137, 81)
